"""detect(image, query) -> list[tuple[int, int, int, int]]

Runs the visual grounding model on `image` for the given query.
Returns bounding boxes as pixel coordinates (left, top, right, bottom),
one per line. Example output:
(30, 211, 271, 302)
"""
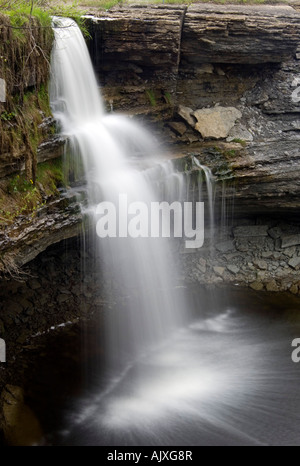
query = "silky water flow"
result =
(49, 18, 300, 446)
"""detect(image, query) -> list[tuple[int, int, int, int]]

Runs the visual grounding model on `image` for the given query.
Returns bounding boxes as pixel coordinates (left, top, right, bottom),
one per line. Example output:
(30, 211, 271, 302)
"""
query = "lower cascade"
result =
(47, 18, 300, 446)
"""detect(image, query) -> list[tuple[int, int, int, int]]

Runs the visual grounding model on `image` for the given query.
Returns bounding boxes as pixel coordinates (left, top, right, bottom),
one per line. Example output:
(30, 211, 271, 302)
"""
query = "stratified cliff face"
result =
(87, 4, 300, 215)
(88, 4, 300, 79)
(2, 4, 300, 274)
(181, 4, 300, 64)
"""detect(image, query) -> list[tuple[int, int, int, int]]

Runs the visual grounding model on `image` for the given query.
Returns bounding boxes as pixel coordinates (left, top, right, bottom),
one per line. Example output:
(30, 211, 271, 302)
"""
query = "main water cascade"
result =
(49, 18, 300, 446)
(50, 17, 190, 372)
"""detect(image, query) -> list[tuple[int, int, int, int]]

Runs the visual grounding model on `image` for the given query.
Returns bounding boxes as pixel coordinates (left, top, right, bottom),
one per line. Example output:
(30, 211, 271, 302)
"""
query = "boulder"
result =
(288, 257, 300, 270)
(233, 225, 269, 238)
(226, 125, 253, 142)
(250, 281, 264, 291)
(193, 106, 242, 139)
(1, 385, 43, 446)
(227, 264, 240, 274)
(281, 234, 300, 248)
(167, 121, 187, 136)
(177, 105, 196, 127)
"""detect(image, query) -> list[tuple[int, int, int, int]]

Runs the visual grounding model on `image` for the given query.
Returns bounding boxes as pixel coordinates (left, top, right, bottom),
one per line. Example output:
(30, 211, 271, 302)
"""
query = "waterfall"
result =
(47, 18, 300, 448)
(50, 17, 188, 371)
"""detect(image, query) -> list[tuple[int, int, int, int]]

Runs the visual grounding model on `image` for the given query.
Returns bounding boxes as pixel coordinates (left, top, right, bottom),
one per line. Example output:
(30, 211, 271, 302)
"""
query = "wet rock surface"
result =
(179, 216, 300, 296)
(0, 191, 84, 276)
(1, 3, 300, 446)
(0, 235, 112, 444)
(0, 227, 300, 444)
(84, 5, 300, 216)
(1, 384, 43, 446)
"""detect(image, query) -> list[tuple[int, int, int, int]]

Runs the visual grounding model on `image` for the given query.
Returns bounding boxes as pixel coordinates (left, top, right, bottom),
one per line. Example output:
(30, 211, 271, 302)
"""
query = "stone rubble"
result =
(179, 218, 300, 296)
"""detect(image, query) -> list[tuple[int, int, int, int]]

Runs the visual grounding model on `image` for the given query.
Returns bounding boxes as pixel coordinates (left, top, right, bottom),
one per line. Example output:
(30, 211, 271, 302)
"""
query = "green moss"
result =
(36, 158, 65, 194)
(213, 146, 237, 159)
(7, 174, 35, 194)
(37, 84, 51, 116)
(0, 158, 65, 225)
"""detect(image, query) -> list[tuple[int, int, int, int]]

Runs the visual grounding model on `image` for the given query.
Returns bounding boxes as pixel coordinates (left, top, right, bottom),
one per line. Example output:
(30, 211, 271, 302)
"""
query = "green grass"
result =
(0, 1, 92, 38)
(49, 2, 91, 36)
(78, 0, 125, 9)
(4, 2, 52, 34)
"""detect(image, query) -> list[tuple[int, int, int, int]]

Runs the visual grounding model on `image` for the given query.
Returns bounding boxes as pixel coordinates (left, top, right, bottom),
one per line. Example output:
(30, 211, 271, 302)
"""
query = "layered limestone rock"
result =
(0, 193, 83, 276)
(85, 4, 300, 130)
(181, 4, 300, 64)
(88, 5, 186, 80)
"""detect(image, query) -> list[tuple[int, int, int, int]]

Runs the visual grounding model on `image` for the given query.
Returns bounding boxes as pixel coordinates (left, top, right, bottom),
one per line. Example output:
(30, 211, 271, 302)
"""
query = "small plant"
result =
(0, 111, 16, 122)
(231, 138, 247, 147)
(213, 146, 223, 153)
(224, 149, 236, 158)
(145, 89, 157, 107)
(162, 91, 172, 106)
(7, 174, 34, 194)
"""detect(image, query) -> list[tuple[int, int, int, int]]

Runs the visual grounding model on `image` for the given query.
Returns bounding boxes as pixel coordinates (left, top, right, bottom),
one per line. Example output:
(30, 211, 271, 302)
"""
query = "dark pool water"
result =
(22, 286, 300, 447)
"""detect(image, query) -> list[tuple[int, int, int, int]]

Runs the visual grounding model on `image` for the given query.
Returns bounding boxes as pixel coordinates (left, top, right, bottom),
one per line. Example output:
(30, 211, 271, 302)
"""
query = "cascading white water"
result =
(50, 17, 187, 370)
(48, 18, 300, 447)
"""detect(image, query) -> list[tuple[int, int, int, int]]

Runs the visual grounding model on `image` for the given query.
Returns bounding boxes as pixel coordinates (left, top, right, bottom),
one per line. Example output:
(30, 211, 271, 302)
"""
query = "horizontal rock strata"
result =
(181, 4, 300, 64)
